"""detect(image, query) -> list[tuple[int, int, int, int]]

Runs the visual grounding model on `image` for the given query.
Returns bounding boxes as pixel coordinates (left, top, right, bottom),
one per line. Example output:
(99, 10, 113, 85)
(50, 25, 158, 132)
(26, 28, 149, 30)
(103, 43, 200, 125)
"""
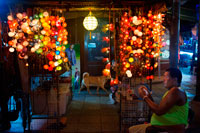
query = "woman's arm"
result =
(141, 87, 181, 115)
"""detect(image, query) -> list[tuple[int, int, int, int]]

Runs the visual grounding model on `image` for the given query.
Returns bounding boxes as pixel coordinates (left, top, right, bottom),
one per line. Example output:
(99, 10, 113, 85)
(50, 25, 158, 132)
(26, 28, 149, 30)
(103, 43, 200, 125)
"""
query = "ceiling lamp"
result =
(83, 11, 98, 39)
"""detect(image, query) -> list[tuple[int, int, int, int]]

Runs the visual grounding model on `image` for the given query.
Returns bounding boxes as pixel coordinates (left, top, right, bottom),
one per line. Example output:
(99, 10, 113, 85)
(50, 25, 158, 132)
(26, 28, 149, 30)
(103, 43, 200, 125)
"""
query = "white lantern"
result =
(132, 36, 137, 41)
(55, 55, 61, 60)
(24, 55, 28, 60)
(7, 15, 13, 20)
(31, 47, 36, 53)
(83, 11, 98, 39)
(8, 32, 15, 37)
(54, 62, 59, 66)
(9, 47, 15, 52)
(138, 32, 143, 37)
(83, 11, 98, 31)
(43, 11, 49, 17)
(16, 13, 23, 20)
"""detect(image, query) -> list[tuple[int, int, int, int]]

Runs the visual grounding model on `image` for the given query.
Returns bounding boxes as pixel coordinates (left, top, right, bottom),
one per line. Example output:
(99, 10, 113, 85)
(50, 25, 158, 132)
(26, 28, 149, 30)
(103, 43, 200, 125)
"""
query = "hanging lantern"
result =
(83, 11, 98, 39)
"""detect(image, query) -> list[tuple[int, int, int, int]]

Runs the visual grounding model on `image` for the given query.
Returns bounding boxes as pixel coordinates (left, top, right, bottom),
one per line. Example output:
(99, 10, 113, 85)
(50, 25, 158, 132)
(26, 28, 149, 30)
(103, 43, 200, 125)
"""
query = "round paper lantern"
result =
(102, 69, 110, 76)
(46, 53, 54, 61)
(58, 59, 63, 64)
(110, 79, 115, 86)
(31, 47, 36, 53)
(128, 57, 134, 63)
(113, 79, 119, 84)
(83, 11, 98, 31)
(105, 63, 111, 69)
(9, 47, 15, 52)
(43, 64, 49, 70)
(56, 66, 62, 71)
(63, 58, 68, 62)
(48, 66, 53, 71)
(54, 62, 59, 67)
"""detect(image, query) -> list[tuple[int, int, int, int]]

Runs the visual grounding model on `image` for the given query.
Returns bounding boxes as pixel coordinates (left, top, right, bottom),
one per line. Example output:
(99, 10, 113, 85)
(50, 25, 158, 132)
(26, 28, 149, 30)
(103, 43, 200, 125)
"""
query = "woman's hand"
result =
(138, 85, 149, 98)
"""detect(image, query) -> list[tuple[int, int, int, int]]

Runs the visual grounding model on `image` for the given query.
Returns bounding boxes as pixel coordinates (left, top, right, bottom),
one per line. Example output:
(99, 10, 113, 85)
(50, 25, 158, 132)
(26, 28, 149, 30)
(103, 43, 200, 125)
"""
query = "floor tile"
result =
(61, 123, 78, 132)
(102, 122, 119, 132)
(101, 116, 119, 124)
(79, 115, 101, 124)
(77, 123, 101, 132)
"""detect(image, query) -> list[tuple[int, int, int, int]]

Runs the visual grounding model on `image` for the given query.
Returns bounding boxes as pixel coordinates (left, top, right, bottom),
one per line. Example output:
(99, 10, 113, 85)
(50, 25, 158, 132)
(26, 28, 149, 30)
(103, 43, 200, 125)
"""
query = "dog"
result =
(79, 72, 111, 94)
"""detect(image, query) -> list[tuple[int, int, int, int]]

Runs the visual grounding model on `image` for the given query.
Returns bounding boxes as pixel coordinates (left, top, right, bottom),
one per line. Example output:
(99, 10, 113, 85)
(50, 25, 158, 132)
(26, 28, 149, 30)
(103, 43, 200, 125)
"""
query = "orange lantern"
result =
(63, 58, 68, 62)
(102, 69, 110, 76)
(43, 64, 49, 70)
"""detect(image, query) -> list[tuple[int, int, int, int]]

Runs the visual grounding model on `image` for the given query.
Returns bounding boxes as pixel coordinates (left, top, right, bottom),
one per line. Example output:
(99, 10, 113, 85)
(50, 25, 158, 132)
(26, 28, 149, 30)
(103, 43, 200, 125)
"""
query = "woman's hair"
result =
(166, 68, 182, 87)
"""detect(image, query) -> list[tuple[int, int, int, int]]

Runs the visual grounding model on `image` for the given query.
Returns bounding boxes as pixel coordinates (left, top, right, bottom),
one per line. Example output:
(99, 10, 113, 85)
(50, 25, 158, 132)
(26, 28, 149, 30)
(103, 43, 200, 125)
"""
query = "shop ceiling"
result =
(2, 0, 198, 26)
(4, 0, 197, 17)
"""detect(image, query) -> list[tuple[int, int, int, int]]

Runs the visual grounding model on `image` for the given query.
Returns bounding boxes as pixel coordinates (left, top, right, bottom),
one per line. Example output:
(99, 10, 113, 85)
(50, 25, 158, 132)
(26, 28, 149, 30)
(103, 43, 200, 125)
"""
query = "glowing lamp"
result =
(83, 11, 98, 39)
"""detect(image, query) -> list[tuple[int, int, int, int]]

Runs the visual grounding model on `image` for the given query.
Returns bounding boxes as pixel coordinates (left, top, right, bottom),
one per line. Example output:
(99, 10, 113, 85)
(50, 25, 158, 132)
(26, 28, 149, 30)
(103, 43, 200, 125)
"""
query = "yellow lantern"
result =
(83, 11, 98, 39)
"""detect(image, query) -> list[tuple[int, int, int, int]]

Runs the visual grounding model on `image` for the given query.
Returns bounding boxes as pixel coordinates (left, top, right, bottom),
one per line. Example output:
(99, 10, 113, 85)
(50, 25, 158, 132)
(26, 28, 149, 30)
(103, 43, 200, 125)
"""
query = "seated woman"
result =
(129, 68, 188, 133)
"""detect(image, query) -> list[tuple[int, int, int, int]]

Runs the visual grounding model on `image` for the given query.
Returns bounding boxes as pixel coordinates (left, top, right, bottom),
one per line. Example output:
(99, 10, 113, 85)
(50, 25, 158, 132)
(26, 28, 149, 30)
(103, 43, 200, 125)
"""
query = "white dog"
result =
(79, 72, 111, 94)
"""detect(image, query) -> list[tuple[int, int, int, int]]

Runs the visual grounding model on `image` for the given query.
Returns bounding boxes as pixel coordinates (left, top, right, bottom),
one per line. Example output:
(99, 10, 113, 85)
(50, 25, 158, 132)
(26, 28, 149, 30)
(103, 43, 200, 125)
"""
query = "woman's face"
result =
(163, 71, 177, 89)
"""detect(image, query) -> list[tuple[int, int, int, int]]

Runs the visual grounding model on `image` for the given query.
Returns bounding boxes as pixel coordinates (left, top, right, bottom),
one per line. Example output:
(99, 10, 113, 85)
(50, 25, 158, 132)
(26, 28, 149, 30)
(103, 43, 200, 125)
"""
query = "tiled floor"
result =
(60, 90, 120, 133)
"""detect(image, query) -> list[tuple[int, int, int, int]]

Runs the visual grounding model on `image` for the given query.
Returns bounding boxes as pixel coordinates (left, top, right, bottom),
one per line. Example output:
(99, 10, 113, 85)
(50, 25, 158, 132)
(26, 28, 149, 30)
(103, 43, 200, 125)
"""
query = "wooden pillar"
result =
(169, 0, 180, 68)
(194, 1, 200, 101)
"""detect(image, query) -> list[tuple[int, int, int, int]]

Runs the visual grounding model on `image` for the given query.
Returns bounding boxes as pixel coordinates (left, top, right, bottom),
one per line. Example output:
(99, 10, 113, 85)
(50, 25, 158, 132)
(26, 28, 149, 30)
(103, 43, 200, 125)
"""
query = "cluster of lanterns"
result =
(101, 41, 110, 77)
(101, 23, 111, 77)
(118, 11, 165, 79)
(7, 12, 69, 71)
(7, 13, 32, 59)
(101, 23, 119, 86)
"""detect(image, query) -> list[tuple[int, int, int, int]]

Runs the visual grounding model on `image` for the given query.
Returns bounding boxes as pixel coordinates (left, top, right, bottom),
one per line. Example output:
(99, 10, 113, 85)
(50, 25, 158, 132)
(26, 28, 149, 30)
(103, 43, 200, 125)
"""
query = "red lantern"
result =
(109, 24, 114, 31)
(110, 79, 114, 86)
(47, 53, 54, 61)
(103, 37, 110, 43)
(101, 48, 108, 53)
(105, 63, 111, 69)
(48, 66, 53, 71)
(113, 79, 119, 84)
(102, 58, 109, 62)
